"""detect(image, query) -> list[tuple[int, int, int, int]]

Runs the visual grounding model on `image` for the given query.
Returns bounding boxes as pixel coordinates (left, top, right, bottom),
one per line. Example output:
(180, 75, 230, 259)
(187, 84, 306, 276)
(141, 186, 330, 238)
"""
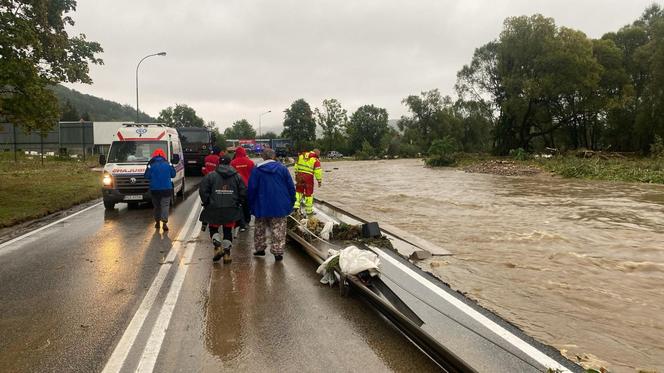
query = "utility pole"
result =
(258, 110, 271, 138)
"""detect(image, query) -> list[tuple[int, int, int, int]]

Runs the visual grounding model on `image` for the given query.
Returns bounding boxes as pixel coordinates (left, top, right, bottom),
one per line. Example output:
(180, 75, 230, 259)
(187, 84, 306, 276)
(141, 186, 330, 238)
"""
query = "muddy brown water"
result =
(316, 159, 664, 373)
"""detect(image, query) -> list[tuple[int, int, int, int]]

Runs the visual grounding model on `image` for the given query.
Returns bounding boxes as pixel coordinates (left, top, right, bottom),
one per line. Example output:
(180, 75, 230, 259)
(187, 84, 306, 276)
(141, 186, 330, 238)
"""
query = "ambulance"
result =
(99, 124, 185, 210)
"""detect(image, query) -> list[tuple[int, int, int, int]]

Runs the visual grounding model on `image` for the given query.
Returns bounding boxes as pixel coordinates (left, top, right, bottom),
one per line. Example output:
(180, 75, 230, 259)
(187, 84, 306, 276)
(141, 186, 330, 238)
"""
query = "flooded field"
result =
(316, 159, 664, 373)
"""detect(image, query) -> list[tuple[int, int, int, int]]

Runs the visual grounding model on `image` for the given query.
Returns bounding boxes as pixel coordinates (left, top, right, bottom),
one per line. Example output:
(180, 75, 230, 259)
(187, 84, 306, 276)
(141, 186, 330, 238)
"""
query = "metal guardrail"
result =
(287, 218, 477, 373)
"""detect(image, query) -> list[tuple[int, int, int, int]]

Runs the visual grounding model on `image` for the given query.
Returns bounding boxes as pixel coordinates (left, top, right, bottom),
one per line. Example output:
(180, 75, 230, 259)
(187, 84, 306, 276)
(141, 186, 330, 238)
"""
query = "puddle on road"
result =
(202, 236, 440, 372)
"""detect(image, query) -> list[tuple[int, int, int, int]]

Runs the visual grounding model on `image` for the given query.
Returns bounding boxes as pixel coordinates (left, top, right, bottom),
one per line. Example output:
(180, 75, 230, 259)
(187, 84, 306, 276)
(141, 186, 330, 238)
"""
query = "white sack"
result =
(338, 246, 380, 276)
(320, 222, 335, 240)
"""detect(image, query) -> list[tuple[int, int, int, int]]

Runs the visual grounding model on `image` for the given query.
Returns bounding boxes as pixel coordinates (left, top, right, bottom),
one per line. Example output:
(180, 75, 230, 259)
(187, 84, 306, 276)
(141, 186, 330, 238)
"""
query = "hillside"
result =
(51, 85, 157, 122)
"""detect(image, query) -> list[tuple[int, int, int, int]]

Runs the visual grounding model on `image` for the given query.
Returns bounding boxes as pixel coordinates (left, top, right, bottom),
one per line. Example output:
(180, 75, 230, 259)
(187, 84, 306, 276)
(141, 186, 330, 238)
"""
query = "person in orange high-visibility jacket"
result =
(293, 149, 322, 214)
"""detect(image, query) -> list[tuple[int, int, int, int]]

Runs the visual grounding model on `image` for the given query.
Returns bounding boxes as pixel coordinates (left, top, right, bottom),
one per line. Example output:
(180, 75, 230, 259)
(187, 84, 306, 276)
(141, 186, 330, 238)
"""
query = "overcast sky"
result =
(65, 0, 656, 134)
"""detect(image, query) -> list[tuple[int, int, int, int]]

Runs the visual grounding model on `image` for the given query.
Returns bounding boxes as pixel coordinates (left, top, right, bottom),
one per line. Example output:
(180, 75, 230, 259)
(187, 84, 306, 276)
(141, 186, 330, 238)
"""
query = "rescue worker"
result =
(293, 148, 322, 215)
(199, 155, 246, 263)
(230, 146, 254, 231)
(202, 146, 223, 176)
(144, 148, 176, 232)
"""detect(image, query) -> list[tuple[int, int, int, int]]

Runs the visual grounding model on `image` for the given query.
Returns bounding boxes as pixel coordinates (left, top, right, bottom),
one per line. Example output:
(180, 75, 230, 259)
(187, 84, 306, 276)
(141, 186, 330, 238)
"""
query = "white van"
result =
(99, 124, 185, 210)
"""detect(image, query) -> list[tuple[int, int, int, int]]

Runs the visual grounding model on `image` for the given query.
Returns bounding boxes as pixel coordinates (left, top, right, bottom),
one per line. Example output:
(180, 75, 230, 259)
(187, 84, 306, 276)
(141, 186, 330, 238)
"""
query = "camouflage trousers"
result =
(254, 217, 288, 255)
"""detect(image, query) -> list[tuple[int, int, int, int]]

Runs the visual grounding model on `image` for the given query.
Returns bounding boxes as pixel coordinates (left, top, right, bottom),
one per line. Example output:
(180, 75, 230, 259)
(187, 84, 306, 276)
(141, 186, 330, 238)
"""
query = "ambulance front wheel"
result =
(103, 201, 115, 210)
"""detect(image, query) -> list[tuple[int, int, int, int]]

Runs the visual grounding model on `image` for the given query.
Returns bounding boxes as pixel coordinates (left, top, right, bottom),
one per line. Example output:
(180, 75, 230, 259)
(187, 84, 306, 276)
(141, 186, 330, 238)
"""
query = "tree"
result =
(457, 15, 605, 154)
(399, 90, 446, 150)
(315, 98, 348, 151)
(425, 136, 459, 167)
(282, 99, 316, 152)
(204, 121, 226, 150)
(60, 100, 80, 121)
(262, 131, 278, 139)
(158, 104, 205, 128)
(346, 105, 389, 154)
(224, 119, 256, 139)
(399, 89, 466, 152)
(0, 0, 103, 132)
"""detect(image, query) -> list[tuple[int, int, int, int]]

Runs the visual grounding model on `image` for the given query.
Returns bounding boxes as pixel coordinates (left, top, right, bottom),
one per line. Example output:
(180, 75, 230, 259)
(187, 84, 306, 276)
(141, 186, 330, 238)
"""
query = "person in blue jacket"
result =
(247, 148, 295, 261)
(144, 148, 176, 231)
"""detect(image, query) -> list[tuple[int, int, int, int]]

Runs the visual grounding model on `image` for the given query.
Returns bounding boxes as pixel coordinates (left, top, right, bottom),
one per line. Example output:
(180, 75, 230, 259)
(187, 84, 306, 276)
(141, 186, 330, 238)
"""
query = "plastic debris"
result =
(339, 246, 380, 276)
(320, 222, 334, 240)
(316, 246, 381, 286)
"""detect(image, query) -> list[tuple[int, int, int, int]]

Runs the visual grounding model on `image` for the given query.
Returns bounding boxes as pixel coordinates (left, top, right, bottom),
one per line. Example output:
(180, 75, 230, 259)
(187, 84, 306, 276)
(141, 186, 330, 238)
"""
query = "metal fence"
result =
(0, 122, 95, 161)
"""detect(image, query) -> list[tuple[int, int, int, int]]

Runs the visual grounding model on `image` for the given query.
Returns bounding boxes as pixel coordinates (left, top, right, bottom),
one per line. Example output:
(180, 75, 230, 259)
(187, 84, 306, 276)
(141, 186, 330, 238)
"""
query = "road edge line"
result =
(0, 202, 102, 255)
(101, 203, 201, 373)
(134, 217, 201, 373)
(373, 247, 572, 372)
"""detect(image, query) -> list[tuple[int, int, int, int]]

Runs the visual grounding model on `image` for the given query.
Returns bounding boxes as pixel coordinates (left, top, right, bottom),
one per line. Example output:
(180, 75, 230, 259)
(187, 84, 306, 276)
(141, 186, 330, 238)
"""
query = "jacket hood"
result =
(149, 155, 166, 164)
(152, 148, 167, 158)
(215, 164, 238, 177)
(256, 159, 280, 174)
(303, 151, 319, 159)
(235, 147, 247, 158)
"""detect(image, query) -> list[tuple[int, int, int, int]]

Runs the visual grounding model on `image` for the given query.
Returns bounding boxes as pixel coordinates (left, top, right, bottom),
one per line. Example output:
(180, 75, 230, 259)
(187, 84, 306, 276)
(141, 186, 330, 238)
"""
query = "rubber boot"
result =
(222, 239, 232, 264)
(212, 233, 223, 262)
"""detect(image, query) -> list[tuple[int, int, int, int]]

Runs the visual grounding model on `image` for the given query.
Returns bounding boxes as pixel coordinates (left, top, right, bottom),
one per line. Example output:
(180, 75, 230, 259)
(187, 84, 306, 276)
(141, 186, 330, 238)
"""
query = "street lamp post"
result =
(258, 110, 271, 138)
(136, 52, 167, 123)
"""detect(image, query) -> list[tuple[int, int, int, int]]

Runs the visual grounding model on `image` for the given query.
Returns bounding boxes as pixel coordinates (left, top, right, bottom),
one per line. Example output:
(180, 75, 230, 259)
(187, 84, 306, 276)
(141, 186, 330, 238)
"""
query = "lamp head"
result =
(157, 52, 167, 56)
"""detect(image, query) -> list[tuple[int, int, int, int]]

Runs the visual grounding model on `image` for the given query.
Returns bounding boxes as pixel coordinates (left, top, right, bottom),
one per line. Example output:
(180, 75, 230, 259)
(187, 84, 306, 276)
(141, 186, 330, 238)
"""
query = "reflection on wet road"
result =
(0, 183, 444, 372)
(155, 226, 440, 372)
(317, 159, 664, 373)
(0, 194, 197, 373)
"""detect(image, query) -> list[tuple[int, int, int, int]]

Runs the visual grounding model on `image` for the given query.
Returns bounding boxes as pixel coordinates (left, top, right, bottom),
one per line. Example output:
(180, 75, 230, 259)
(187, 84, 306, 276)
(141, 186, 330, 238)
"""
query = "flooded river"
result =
(316, 159, 664, 373)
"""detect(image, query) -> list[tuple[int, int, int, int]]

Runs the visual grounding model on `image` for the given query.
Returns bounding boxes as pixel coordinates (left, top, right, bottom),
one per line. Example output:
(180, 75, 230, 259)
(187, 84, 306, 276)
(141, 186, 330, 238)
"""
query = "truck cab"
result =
(176, 127, 212, 176)
(99, 124, 185, 210)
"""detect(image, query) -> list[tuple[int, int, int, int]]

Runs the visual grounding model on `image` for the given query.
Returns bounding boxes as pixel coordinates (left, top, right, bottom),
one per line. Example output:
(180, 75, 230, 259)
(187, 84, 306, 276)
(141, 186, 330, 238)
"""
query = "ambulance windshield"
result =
(107, 141, 168, 163)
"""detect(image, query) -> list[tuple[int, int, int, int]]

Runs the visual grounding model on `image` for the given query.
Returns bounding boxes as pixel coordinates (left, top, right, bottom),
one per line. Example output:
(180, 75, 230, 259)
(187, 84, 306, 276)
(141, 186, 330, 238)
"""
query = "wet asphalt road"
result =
(0, 181, 201, 373)
(0, 183, 440, 372)
(152, 223, 440, 372)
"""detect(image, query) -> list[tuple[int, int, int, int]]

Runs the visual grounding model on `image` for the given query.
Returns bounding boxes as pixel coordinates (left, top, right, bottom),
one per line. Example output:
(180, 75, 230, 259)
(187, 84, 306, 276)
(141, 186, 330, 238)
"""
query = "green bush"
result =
(650, 135, 664, 158)
(354, 140, 375, 160)
(398, 143, 422, 158)
(509, 147, 529, 161)
(425, 136, 458, 167)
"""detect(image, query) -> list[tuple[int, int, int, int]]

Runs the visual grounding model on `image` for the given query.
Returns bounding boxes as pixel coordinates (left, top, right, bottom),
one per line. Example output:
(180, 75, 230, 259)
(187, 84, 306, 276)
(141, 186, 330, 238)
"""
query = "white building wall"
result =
(93, 122, 126, 145)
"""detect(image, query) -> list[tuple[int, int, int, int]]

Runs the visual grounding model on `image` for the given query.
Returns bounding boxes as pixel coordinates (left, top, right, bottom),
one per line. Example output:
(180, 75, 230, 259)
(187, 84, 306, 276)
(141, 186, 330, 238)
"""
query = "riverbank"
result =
(0, 156, 101, 227)
(456, 154, 664, 184)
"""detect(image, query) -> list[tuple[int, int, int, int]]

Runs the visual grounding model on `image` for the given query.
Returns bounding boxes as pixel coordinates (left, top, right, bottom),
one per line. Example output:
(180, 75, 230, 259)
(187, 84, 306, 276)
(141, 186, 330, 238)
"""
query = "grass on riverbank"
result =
(0, 154, 101, 228)
(534, 156, 664, 184)
(455, 152, 664, 184)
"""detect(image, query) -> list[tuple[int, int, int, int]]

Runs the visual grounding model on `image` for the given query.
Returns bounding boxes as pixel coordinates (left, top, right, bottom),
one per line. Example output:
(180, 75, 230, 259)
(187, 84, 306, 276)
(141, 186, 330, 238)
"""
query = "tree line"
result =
(287, 4, 664, 158)
(5, 1, 664, 159)
(458, 4, 664, 155)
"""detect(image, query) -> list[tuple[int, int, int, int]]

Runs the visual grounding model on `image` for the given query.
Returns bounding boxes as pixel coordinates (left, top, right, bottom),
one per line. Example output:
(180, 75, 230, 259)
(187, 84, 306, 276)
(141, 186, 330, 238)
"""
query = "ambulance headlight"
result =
(102, 173, 113, 186)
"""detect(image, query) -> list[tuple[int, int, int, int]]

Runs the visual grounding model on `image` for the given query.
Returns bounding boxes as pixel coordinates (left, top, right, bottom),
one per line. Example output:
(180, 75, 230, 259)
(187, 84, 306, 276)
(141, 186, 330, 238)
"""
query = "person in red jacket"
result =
(230, 146, 254, 230)
(202, 146, 223, 176)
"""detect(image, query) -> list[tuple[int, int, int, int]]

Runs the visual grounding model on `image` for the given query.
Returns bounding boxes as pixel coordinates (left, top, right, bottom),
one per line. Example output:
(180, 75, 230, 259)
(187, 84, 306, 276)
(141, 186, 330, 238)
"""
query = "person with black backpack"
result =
(199, 155, 246, 263)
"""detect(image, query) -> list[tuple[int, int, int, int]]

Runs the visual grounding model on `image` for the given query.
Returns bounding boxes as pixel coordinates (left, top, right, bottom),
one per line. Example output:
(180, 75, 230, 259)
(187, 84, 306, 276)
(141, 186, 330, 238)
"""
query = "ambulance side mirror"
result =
(99, 154, 106, 166)
(171, 154, 180, 165)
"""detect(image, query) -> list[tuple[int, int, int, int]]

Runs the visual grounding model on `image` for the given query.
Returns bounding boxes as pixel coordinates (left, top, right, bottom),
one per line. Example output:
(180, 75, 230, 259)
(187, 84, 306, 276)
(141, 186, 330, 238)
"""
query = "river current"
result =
(315, 159, 664, 373)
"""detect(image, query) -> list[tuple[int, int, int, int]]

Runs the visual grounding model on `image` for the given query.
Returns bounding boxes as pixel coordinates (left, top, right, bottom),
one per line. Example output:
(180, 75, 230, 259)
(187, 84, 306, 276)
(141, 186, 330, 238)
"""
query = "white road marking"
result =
(101, 203, 201, 373)
(135, 220, 201, 373)
(0, 202, 102, 256)
(373, 247, 572, 372)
